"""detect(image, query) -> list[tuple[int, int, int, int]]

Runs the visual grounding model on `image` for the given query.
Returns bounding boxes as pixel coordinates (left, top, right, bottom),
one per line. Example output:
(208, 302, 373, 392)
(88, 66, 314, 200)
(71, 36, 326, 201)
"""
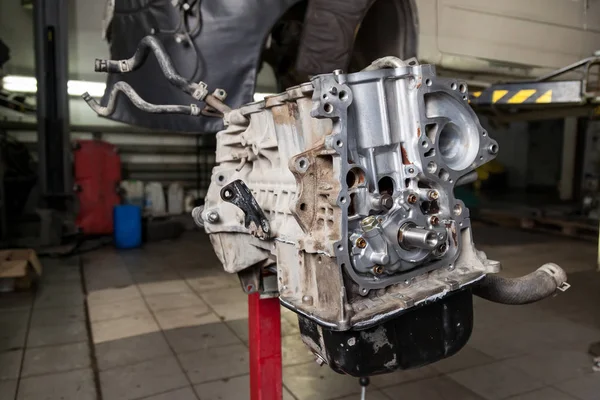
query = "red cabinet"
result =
(74, 140, 121, 234)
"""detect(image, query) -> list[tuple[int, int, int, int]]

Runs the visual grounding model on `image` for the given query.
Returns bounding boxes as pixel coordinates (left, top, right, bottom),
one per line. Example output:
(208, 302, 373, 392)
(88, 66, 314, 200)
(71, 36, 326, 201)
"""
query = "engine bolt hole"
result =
(324, 103, 333, 113)
(453, 204, 463, 215)
(438, 243, 448, 253)
(488, 143, 499, 155)
(425, 79, 432, 86)
(459, 84, 467, 93)
(339, 90, 348, 101)
(451, 82, 458, 90)
(407, 193, 418, 204)
(356, 237, 367, 249)
(336, 139, 343, 148)
(427, 161, 437, 173)
(372, 265, 384, 275)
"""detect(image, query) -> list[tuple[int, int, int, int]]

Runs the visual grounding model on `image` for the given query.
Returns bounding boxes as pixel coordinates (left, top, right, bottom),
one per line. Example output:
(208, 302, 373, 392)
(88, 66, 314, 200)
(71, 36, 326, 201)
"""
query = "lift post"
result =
(248, 293, 282, 400)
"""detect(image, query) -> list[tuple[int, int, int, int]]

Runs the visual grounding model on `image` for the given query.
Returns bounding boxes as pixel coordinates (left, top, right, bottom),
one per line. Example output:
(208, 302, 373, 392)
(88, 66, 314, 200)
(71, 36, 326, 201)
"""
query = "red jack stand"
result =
(248, 293, 282, 399)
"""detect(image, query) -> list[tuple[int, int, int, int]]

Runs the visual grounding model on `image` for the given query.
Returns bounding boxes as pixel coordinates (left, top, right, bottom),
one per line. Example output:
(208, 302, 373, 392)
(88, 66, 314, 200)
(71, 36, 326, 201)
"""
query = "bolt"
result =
(438, 243, 448, 254)
(453, 204, 463, 216)
(380, 194, 393, 210)
(206, 210, 220, 223)
(427, 190, 439, 200)
(333, 69, 343, 75)
(302, 295, 313, 305)
(329, 87, 338, 95)
(192, 206, 205, 227)
(356, 237, 367, 249)
(315, 354, 326, 366)
(430, 216, 440, 226)
(408, 167, 415, 174)
(360, 216, 379, 232)
(372, 265, 384, 275)
(407, 193, 418, 204)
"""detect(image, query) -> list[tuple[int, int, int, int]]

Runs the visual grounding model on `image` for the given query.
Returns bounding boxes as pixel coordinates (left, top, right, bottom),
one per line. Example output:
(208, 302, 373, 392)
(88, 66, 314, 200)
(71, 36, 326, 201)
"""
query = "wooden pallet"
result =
(477, 208, 599, 241)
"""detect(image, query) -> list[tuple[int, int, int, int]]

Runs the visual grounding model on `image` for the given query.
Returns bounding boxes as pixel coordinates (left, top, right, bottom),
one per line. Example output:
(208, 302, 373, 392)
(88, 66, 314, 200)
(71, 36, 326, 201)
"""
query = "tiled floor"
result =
(0, 224, 599, 399)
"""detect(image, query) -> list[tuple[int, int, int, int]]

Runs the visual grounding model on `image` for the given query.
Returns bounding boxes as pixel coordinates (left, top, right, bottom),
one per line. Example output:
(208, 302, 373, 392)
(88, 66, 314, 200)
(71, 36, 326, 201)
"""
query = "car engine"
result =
(85, 38, 569, 377)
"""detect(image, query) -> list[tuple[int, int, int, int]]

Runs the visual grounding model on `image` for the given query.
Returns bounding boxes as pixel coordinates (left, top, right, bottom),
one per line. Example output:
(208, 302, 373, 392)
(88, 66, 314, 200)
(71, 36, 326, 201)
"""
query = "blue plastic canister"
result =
(113, 205, 142, 249)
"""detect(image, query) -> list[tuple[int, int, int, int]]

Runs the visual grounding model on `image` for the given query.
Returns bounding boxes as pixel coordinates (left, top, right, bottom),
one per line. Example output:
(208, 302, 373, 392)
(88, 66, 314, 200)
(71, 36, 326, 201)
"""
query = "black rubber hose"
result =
(472, 263, 568, 305)
(82, 81, 199, 117)
(94, 35, 202, 99)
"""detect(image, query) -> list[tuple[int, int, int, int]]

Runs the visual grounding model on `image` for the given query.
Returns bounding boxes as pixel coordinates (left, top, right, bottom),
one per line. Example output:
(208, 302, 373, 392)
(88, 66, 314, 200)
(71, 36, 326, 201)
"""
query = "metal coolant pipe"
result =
(472, 263, 569, 305)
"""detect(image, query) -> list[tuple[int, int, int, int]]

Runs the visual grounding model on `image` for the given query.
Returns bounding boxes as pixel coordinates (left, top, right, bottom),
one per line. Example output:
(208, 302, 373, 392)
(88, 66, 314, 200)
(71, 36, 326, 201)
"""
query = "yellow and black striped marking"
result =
(470, 81, 583, 107)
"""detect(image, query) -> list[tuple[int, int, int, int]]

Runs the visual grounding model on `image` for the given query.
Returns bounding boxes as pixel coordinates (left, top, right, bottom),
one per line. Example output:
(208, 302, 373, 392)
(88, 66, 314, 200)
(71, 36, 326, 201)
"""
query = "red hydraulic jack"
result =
(248, 293, 371, 399)
(248, 293, 282, 399)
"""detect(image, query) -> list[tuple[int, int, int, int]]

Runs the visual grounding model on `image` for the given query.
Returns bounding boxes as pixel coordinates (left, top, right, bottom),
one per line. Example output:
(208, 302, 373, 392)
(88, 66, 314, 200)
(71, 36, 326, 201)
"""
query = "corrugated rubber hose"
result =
(472, 263, 569, 305)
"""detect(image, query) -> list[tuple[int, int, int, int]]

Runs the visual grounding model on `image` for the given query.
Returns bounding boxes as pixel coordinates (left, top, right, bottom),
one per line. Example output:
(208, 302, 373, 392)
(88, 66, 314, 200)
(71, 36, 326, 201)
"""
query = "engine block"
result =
(203, 60, 500, 337)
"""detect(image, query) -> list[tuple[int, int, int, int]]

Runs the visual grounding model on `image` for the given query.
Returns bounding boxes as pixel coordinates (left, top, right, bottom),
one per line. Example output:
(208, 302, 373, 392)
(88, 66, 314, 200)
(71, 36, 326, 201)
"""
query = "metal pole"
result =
(248, 293, 282, 400)
(34, 0, 71, 209)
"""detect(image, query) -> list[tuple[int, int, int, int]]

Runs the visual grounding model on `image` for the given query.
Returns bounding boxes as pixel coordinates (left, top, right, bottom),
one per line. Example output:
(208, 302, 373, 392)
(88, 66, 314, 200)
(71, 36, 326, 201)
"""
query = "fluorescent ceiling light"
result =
(68, 80, 106, 97)
(1, 75, 106, 97)
(4, 76, 276, 102)
(2, 75, 37, 93)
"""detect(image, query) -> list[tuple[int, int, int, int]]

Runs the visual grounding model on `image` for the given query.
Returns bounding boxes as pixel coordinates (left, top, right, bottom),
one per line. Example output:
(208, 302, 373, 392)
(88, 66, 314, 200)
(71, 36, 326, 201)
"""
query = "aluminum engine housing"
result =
(203, 61, 500, 333)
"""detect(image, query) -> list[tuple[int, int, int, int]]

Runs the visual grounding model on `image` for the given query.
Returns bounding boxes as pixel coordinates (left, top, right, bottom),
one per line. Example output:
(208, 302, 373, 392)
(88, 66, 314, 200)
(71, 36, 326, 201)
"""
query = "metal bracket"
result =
(220, 179, 271, 240)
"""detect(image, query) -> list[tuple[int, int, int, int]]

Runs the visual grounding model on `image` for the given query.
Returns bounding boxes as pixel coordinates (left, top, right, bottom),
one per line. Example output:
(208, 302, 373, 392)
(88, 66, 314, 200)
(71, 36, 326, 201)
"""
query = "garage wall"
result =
(479, 118, 529, 189)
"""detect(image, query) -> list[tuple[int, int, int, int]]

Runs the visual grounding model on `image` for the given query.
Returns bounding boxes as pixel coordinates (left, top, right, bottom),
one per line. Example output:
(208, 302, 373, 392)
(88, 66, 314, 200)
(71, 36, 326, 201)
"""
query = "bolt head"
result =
(206, 211, 220, 223)
(430, 216, 440, 226)
(372, 265, 384, 275)
(407, 193, 418, 204)
(315, 355, 326, 366)
(360, 216, 379, 232)
(329, 87, 338, 95)
(356, 237, 367, 249)
(428, 190, 439, 200)
(380, 194, 393, 210)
